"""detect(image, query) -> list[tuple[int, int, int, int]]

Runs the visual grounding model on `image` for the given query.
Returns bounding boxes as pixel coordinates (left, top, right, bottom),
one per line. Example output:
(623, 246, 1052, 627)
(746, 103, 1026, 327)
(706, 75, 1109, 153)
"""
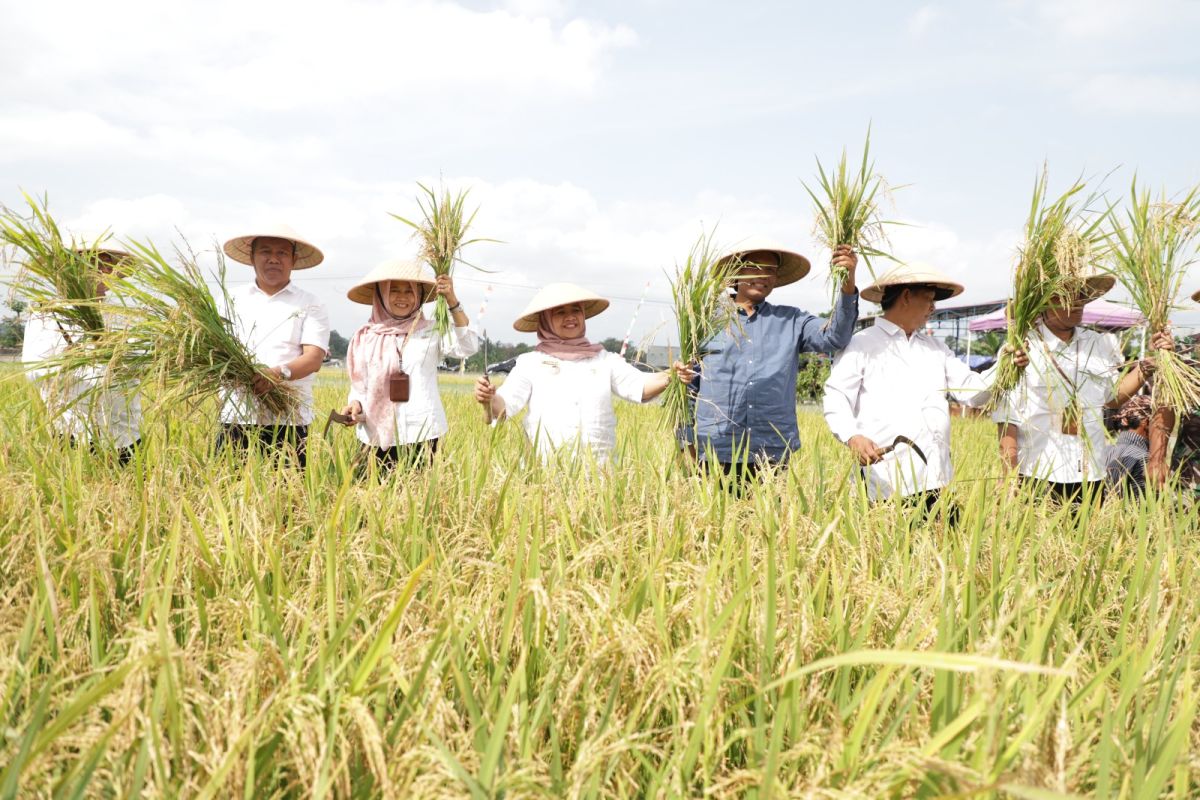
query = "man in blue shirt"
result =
(693, 239, 859, 480)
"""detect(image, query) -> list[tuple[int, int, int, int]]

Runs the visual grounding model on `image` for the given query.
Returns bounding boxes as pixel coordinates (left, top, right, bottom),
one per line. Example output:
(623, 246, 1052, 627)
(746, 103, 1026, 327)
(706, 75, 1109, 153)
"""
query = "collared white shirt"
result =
(21, 310, 142, 448)
(220, 281, 330, 426)
(991, 322, 1122, 483)
(824, 317, 996, 499)
(347, 324, 479, 446)
(496, 350, 651, 464)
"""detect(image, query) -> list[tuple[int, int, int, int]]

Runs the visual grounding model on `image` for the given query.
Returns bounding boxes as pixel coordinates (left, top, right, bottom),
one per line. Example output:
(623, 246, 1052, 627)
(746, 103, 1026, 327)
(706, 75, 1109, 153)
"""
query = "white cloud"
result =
(1008, 0, 1200, 39)
(1071, 73, 1200, 115)
(1, 0, 637, 116)
(907, 5, 940, 37)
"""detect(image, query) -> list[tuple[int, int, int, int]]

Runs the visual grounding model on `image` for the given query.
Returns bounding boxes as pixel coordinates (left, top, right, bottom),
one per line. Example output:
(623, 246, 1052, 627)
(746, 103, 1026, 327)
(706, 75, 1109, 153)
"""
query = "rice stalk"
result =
(987, 167, 1110, 408)
(0, 192, 112, 339)
(662, 229, 742, 435)
(1107, 180, 1200, 412)
(803, 127, 900, 303)
(47, 238, 299, 418)
(390, 182, 495, 337)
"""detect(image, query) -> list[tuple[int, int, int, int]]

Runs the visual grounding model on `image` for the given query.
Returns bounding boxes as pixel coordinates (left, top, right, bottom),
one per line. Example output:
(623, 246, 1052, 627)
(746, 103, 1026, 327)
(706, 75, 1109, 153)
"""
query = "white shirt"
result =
(347, 325, 479, 446)
(220, 281, 331, 426)
(21, 310, 142, 449)
(823, 317, 996, 499)
(991, 323, 1122, 484)
(496, 350, 652, 464)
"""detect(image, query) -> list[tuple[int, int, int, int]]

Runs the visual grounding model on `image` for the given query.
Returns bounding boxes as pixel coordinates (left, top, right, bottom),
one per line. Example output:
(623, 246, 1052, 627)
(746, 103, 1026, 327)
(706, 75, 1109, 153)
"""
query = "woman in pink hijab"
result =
(473, 282, 682, 465)
(339, 259, 478, 474)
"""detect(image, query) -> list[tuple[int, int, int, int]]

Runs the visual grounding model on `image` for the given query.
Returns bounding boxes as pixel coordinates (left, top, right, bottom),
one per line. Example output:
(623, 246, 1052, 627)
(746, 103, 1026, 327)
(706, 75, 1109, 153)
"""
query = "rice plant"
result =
(662, 229, 742, 436)
(1, 368, 1198, 797)
(390, 182, 494, 337)
(988, 168, 1110, 407)
(803, 127, 899, 302)
(1108, 180, 1200, 411)
(48, 238, 299, 418)
(0, 192, 111, 339)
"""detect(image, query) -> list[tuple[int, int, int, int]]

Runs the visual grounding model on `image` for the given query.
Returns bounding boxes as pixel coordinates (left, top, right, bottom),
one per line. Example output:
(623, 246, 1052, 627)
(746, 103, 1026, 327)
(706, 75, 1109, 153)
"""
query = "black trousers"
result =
(217, 424, 309, 470)
(1021, 477, 1105, 506)
(360, 438, 439, 477)
(702, 457, 782, 496)
(900, 489, 961, 527)
(67, 437, 141, 466)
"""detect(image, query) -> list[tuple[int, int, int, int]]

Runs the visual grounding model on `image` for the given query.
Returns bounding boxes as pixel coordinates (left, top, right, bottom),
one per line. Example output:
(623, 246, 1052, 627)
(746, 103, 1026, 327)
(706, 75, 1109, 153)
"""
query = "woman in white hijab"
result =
(338, 259, 478, 473)
(473, 282, 685, 465)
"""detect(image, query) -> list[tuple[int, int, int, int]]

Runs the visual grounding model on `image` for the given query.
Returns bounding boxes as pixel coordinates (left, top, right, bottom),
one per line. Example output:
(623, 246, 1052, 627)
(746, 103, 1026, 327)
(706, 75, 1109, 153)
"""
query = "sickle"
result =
(878, 434, 928, 465)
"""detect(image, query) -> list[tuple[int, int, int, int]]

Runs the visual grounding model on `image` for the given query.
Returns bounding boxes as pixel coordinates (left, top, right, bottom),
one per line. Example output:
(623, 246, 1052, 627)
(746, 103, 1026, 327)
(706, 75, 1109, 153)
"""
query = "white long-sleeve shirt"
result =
(219, 281, 330, 426)
(991, 323, 1122, 484)
(21, 311, 142, 448)
(823, 317, 996, 499)
(495, 350, 652, 464)
(346, 325, 479, 446)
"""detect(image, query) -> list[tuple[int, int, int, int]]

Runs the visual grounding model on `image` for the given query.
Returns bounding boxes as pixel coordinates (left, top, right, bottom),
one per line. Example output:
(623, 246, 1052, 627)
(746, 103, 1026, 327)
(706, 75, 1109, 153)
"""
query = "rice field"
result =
(1, 366, 1198, 798)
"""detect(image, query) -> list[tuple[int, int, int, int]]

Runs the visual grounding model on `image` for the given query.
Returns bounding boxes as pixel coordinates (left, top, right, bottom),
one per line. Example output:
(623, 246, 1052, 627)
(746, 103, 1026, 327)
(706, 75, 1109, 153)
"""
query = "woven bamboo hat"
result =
(222, 223, 324, 270)
(861, 262, 964, 303)
(347, 259, 437, 305)
(514, 282, 609, 332)
(69, 231, 133, 262)
(717, 237, 811, 287)
(1057, 269, 1115, 304)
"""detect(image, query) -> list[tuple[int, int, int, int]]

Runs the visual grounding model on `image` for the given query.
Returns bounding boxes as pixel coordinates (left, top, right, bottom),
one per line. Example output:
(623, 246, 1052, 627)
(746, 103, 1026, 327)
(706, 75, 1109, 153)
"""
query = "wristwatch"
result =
(278, 364, 293, 380)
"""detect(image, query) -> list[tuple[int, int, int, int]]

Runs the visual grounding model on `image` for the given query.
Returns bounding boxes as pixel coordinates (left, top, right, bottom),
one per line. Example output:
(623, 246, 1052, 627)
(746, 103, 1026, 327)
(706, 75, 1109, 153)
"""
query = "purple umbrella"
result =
(968, 298, 1145, 332)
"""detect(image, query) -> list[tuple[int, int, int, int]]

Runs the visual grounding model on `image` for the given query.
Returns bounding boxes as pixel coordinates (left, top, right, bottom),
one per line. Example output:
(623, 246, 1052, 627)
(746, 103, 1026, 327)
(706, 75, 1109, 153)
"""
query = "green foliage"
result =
(795, 354, 831, 401)
(327, 329, 349, 361)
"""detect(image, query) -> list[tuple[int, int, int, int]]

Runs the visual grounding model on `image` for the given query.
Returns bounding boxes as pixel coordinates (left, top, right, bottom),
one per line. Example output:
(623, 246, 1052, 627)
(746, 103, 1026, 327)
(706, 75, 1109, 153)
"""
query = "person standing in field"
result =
(691, 238, 859, 482)
(473, 282, 682, 465)
(21, 242, 143, 465)
(993, 272, 1173, 503)
(336, 259, 478, 474)
(217, 224, 330, 469)
(1104, 394, 1154, 497)
(822, 263, 1026, 519)
(1160, 288, 1200, 499)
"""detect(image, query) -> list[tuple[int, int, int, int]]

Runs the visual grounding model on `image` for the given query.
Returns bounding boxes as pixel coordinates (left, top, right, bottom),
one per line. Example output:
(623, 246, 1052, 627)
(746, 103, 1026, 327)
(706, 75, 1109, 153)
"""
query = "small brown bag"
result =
(389, 370, 410, 403)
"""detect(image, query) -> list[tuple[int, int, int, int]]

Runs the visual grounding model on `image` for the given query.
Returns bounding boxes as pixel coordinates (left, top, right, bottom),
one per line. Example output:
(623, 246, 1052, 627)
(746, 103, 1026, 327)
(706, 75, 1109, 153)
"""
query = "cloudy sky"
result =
(3, 0, 1199, 347)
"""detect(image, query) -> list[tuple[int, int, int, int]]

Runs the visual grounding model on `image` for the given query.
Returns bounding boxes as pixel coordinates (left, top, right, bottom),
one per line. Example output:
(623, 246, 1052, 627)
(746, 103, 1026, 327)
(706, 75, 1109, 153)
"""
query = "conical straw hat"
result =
(861, 262, 964, 303)
(514, 283, 609, 332)
(222, 223, 324, 270)
(717, 237, 811, 287)
(347, 258, 437, 305)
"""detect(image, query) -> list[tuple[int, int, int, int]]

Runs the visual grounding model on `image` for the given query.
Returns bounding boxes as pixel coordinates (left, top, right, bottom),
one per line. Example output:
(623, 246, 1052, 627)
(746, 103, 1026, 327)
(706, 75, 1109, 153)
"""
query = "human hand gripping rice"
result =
(804, 127, 899, 309)
(987, 167, 1110, 412)
(391, 182, 495, 338)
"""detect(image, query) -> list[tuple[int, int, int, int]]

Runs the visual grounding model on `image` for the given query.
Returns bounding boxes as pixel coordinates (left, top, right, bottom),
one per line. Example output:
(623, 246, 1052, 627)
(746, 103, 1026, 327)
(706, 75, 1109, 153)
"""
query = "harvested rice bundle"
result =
(67, 240, 299, 418)
(0, 193, 113, 339)
(391, 183, 493, 337)
(1108, 181, 1200, 411)
(803, 128, 899, 304)
(988, 168, 1109, 408)
(663, 230, 742, 435)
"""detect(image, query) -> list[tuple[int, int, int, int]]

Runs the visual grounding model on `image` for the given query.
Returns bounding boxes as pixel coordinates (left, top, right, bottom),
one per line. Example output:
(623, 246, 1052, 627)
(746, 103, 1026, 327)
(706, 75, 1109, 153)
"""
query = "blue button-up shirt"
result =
(693, 291, 858, 463)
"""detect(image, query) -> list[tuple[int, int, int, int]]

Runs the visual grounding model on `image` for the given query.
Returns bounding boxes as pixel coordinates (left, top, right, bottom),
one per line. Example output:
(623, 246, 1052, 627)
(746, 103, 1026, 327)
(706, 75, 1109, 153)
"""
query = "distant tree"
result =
(327, 329, 349, 360)
(600, 337, 623, 354)
(0, 300, 25, 349)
